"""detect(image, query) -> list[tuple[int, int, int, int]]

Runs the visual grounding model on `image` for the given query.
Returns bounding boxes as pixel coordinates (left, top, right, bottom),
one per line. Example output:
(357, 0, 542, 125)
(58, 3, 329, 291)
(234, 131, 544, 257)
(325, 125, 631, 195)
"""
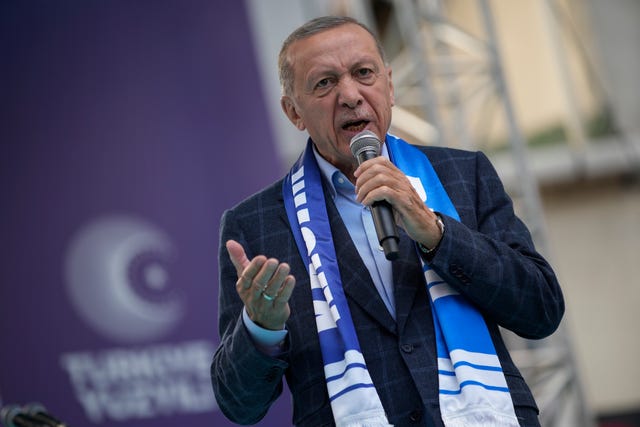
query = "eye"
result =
(355, 67, 377, 84)
(312, 76, 336, 95)
(316, 78, 331, 89)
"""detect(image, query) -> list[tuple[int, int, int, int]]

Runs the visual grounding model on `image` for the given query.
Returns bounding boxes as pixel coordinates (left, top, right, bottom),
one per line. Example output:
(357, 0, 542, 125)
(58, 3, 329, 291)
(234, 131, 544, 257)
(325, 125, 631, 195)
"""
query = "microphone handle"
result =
(356, 149, 400, 261)
(371, 200, 399, 260)
(11, 413, 49, 427)
(31, 413, 66, 427)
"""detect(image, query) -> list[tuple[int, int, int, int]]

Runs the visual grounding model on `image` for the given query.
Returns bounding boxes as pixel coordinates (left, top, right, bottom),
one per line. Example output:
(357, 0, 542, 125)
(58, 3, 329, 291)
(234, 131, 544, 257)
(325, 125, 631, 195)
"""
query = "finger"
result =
(253, 258, 279, 292)
(226, 240, 249, 276)
(237, 255, 268, 292)
(357, 181, 399, 206)
(355, 165, 402, 202)
(261, 262, 291, 297)
(273, 275, 296, 305)
(353, 156, 389, 178)
(357, 171, 413, 206)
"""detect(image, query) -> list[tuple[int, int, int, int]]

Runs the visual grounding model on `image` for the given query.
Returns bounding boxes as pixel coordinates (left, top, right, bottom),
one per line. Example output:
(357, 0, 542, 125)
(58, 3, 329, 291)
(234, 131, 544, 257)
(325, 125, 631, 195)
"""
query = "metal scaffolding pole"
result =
(392, 0, 446, 146)
(476, 0, 549, 255)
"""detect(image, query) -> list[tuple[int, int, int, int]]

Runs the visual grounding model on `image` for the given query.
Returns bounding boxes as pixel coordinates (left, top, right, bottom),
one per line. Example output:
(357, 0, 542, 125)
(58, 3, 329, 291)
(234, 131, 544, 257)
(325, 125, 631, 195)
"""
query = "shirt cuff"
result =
(242, 308, 288, 356)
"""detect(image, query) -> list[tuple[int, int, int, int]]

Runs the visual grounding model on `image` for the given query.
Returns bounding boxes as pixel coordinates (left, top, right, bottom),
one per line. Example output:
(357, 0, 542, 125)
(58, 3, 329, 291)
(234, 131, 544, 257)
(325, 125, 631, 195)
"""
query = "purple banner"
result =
(1, 1, 292, 426)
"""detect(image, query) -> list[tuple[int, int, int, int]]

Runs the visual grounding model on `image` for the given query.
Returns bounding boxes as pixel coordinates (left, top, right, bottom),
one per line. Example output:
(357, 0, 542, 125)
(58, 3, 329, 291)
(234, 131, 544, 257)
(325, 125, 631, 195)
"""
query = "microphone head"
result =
(349, 130, 380, 159)
(1, 404, 21, 427)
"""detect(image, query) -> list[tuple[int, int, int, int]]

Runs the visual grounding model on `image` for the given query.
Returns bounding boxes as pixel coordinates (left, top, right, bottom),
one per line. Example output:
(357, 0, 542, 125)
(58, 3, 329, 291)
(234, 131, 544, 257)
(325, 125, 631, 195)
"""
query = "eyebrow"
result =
(351, 59, 380, 73)
(305, 58, 381, 83)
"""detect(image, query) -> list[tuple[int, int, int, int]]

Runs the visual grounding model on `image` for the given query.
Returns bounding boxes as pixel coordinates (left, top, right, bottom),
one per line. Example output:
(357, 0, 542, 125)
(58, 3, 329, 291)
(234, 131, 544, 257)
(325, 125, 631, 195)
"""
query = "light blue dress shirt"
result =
(243, 144, 396, 351)
(313, 145, 396, 318)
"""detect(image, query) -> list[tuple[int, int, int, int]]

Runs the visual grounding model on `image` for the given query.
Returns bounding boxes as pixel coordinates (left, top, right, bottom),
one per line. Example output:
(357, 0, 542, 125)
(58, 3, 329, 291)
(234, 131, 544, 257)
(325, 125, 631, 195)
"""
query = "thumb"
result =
(226, 239, 250, 276)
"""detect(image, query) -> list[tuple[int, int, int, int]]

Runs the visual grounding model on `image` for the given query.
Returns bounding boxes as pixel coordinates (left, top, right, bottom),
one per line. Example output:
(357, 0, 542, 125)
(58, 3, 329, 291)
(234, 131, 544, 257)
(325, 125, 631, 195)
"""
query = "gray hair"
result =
(278, 16, 386, 97)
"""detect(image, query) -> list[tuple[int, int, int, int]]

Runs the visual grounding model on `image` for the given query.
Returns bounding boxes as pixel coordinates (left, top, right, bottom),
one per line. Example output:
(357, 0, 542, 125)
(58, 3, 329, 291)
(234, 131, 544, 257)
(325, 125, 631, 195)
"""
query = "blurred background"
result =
(1, 1, 638, 426)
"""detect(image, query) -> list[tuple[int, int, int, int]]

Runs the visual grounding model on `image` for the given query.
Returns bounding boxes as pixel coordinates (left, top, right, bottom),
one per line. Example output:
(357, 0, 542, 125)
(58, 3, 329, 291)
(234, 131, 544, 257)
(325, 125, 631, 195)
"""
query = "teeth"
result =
(344, 121, 367, 131)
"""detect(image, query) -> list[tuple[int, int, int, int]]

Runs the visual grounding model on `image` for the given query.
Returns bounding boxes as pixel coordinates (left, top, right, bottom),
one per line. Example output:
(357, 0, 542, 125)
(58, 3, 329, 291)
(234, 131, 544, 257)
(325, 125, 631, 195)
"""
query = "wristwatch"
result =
(418, 214, 445, 255)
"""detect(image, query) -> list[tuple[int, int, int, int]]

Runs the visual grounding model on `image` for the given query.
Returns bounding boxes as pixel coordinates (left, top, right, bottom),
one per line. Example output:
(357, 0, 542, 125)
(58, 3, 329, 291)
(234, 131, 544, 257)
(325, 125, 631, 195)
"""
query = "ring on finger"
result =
(262, 292, 275, 301)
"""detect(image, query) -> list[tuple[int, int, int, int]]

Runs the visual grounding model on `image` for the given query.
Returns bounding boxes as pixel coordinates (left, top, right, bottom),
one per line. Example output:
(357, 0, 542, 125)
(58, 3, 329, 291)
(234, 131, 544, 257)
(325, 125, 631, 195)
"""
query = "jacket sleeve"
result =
(210, 208, 289, 424)
(428, 151, 564, 339)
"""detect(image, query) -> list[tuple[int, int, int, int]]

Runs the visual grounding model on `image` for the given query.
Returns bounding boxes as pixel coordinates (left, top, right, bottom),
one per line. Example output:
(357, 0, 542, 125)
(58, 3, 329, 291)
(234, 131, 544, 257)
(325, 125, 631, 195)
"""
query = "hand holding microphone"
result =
(350, 130, 444, 259)
(350, 130, 400, 261)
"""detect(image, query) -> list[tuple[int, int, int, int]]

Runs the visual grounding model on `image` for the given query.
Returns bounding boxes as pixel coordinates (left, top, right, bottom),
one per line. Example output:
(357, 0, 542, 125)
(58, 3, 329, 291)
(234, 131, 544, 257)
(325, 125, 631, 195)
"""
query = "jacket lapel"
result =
(392, 228, 425, 336)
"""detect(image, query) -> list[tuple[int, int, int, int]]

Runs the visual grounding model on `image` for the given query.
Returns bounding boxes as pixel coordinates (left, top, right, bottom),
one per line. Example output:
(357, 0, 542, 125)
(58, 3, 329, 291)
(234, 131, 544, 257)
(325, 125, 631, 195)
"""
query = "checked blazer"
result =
(211, 146, 564, 426)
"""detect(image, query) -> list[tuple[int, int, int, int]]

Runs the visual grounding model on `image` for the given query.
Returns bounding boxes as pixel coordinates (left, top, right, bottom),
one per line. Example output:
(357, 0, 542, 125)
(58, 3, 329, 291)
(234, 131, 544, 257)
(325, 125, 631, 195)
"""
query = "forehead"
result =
(287, 24, 383, 72)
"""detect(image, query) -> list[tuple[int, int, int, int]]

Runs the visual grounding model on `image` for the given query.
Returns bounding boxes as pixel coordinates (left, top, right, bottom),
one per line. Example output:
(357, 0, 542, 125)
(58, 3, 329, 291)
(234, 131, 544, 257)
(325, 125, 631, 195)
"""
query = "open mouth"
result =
(342, 120, 369, 132)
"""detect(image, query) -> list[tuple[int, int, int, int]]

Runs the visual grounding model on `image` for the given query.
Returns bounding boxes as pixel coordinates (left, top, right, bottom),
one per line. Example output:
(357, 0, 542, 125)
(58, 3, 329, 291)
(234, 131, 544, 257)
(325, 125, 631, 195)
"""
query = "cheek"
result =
(312, 107, 335, 132)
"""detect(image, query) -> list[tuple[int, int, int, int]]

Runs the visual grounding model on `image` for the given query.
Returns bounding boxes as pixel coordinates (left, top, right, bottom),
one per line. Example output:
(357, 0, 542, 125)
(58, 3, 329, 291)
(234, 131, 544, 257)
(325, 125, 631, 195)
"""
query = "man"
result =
(211, 16, 564, 427)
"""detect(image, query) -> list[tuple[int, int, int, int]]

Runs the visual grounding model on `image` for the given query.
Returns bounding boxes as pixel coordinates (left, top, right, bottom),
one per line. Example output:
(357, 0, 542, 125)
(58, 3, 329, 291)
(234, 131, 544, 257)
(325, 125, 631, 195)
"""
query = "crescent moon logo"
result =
(64, 215, 185, 343)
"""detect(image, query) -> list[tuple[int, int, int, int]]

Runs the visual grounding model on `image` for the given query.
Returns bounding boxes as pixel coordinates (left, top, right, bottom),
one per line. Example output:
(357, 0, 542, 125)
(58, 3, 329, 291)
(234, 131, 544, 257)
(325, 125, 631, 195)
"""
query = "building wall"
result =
(541, 176, 640, 414)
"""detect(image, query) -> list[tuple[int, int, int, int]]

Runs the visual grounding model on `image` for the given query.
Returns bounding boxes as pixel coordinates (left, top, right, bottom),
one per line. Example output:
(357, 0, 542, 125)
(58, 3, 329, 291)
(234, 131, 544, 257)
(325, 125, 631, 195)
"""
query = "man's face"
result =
(281, 24, 395, 178)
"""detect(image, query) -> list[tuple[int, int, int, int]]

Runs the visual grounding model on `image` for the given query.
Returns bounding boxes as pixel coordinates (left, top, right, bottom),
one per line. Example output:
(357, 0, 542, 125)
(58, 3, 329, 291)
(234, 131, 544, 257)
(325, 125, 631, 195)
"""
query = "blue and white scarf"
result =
(283, 134, 519, 426)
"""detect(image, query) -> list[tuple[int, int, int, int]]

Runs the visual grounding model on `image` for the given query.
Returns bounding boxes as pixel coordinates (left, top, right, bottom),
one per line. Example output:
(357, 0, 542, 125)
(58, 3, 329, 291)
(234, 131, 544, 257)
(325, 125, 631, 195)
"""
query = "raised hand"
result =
(226, 239, 296, 330)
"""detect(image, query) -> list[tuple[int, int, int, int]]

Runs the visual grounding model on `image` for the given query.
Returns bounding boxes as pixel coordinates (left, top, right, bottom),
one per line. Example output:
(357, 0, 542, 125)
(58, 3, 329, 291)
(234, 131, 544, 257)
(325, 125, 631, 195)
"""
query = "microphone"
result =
(350, 130, 399, 260)
(23, 404, 66, 427)
(1, 405, 47, 427)
(0, 403, 67, 427)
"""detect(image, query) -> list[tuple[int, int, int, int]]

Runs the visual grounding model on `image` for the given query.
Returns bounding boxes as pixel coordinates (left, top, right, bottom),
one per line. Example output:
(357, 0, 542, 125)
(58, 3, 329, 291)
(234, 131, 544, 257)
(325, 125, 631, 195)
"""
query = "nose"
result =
(337, 77, 363, 109)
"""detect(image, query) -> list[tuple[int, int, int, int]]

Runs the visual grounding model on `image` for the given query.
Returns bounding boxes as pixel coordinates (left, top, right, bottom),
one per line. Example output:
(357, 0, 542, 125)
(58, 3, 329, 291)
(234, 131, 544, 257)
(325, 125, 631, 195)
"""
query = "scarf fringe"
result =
(442, 408, 520, 427)
(337, 411, 394, 427)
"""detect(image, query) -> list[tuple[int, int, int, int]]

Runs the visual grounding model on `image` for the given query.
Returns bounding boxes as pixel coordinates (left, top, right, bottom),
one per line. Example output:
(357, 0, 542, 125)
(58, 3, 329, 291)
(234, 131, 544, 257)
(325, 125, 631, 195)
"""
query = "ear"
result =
(280, 96, 306, 131)
(387, 67, 395, 107)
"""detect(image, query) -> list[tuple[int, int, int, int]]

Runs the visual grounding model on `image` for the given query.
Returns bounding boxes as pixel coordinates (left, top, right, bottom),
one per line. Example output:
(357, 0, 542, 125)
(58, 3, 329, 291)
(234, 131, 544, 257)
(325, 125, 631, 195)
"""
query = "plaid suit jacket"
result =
(212, 146, 564, 427)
